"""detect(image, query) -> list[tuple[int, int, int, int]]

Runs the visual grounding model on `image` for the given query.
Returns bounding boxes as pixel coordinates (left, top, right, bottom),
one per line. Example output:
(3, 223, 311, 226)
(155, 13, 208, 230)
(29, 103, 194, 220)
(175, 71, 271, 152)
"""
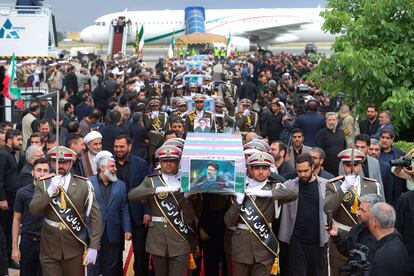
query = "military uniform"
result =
(29, 146, 102, 276)
(128, 145, 196, 276)
(224, 152, 298, 276)
(324, 149, 381, 276)
(185, 94, 215, 133)
(221, 80, 237, 116)
(144, 99, 169, 151)
(214, 100, 234, 133)
(235, 111, 260, 135)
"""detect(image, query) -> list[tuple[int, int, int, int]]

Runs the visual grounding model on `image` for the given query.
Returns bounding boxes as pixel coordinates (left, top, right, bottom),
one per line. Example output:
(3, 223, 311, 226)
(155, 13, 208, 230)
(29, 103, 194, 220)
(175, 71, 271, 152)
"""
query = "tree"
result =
(309, 0, 414, 136)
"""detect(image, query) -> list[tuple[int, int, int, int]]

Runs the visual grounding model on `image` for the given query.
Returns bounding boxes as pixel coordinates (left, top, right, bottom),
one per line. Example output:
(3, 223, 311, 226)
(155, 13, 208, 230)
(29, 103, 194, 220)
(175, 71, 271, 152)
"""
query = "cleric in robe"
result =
(194, 161, 227, 190)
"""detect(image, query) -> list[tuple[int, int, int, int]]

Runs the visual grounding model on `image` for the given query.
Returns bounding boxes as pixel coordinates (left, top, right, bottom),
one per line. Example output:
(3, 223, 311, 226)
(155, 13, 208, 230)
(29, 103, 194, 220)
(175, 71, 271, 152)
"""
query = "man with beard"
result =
(128, 145, 196, 276)
(113, 135, 151, 276)
(29, 146, 102, 276)
(195, 161, 227, 190)
(87, 151, 132, 276)
(278, 153, 329, 276)
(327, 194, 382, 265)
(81, 131, 103, 177)
(225, 152, 298, 276)
(287, 128, 311, 168)
(315, 112, 346, 176)
(309, 147, 335, 180)
(0, 129, 23, 269)
(12, 157, 50, 276)
(269, 141, 295, 179)
(359, 104, 380, 137)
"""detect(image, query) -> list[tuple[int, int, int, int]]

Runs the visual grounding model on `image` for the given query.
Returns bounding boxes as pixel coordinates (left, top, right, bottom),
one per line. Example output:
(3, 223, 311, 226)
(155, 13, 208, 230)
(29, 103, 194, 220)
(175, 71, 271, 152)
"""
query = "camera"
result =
(339, 244, 371, 276)
(389, 156, 413, 169)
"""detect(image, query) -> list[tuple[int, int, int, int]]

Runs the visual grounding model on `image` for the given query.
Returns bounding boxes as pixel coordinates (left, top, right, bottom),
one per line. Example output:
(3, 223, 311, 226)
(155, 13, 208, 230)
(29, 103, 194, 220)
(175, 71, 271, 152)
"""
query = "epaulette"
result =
(327, 175, 345, 183)
(73, 174, 88, 181)
(363, 176, 378, 182)
(38, 173, 55, 181)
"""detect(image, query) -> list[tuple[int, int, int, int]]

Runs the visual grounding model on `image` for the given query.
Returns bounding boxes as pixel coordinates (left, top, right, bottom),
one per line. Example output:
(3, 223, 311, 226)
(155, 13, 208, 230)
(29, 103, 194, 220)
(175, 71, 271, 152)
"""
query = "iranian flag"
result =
(2, 53, 22, 107)
(227, 33, 234, 58)
(136, 25, 144, 53)
(167, 36, 175, 59)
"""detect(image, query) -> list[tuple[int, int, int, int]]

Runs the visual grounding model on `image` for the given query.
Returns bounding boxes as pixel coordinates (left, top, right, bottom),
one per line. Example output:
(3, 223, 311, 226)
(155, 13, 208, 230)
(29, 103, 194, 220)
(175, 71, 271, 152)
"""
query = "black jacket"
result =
(396, 190, 414, 269)
(333, 223, 377, 261)
(16, 163, 34, 189)
(315, 127, 346, 176)
(370, 232, 412, 276)
(0, 146, 19, 200)
(359, 118, 380, 137)
(238, 80, 257, 102)
(100, 125, 126, 154)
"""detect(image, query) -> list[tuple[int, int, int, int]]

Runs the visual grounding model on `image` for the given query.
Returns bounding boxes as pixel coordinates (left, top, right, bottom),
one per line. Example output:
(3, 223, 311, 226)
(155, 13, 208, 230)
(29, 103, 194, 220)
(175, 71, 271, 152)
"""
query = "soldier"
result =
(235, 99, 260, 135)
(324, 148, 382, 276)
(128, 145, 197, 276)
(171, 98, 189, 119)
(224, 152, 298, 275)
(221, 74, 237, 116)
(188, 83, 199, 97)
(144, 98, 169, 160)
(185, 94, 215, 133)
(29, 146, 102, 276)
(214, 99, 234, 133)
(202, 74, 215, 96)
(172, 74, 184, 97)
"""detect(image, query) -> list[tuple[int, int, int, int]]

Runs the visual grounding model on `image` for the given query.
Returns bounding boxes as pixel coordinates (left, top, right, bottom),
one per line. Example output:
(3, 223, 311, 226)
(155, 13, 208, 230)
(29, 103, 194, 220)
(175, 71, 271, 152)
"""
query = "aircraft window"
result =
(97, 22, 101, 26)
(102, 22, 106, 26)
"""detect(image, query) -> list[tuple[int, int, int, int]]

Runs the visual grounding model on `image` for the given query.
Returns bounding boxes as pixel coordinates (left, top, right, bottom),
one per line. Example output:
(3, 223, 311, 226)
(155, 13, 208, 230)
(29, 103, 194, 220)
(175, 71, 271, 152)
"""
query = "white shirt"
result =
(162, 173, 181, 188)
(88, 151, 98, 175)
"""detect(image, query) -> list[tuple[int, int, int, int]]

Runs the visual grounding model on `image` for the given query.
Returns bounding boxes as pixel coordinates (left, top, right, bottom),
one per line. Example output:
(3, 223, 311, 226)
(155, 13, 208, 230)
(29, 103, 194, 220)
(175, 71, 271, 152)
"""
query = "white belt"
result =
(237, 222, 272, 231)
(152, 216, 167, 223)
(336, 222, 352, 232)
(44, 218, 67, 230)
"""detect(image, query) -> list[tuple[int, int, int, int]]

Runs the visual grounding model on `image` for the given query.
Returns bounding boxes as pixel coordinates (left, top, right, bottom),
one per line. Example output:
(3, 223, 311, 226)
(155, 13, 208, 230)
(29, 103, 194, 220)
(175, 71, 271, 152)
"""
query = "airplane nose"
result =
(80, 26, 93, 42)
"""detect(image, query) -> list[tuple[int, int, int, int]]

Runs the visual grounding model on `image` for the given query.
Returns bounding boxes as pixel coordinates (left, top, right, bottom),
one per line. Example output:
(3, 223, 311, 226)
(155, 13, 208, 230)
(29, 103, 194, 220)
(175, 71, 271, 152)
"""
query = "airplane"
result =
(80, 7, 335, 52)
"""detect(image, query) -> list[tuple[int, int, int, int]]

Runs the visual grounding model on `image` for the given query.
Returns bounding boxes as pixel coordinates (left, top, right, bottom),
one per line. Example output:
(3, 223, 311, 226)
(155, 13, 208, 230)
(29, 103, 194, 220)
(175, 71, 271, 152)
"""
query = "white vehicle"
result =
(80, 7, 334, 52)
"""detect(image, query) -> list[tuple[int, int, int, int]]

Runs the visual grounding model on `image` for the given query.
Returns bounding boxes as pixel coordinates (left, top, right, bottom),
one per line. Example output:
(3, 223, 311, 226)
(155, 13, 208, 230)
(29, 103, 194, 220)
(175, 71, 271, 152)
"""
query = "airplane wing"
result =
(234, 21, 313, 41)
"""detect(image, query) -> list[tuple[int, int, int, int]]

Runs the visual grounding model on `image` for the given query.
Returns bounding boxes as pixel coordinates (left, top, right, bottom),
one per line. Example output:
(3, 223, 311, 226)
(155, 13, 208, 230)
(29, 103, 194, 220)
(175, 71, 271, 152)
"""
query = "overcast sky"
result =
(4, 0, 326, 31)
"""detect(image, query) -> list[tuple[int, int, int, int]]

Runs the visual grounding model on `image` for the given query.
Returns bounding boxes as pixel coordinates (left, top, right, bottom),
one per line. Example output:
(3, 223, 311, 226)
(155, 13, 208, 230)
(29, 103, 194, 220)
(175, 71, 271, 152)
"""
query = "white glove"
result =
(235, 192, 245, 204)
(151, 111, 157, 119)
(340, 175, 358, 193)
(83, 248, 98, 266)
(243, 109, 250, 117)
(246, 190, 273, 198)
(155, 186, 180, 194)
(47, 176, 64, 197)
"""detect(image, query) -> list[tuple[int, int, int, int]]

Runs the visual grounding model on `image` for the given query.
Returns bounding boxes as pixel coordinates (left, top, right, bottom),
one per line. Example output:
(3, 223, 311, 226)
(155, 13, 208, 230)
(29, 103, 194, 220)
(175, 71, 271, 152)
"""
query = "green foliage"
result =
(309, 0, 414, 135)
(393, 140, 414, 154)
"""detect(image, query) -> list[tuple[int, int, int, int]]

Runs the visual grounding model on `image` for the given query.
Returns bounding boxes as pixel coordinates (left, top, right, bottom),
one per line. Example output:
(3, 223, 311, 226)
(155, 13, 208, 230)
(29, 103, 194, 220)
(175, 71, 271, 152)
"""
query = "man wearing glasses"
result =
(324, 149, 382, 276)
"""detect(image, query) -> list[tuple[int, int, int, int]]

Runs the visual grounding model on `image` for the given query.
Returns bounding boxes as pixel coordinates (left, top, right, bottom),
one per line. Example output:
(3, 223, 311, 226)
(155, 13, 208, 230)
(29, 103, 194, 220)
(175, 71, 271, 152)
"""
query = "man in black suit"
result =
(114, 135, 151, 276)
(194, 118, 211, 133)
(100, 111, 125, 154)
(16, 145, 45, 189)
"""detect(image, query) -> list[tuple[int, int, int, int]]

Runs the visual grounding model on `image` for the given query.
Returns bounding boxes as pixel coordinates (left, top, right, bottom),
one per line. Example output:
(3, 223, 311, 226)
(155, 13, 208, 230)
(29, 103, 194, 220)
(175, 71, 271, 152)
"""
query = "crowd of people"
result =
(0, 49, 413, 276)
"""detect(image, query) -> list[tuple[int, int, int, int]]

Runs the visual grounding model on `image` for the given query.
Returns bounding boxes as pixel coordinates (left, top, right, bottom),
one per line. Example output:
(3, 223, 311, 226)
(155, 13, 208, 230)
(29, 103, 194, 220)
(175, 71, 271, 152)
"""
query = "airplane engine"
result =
(231, 36, 256, 52)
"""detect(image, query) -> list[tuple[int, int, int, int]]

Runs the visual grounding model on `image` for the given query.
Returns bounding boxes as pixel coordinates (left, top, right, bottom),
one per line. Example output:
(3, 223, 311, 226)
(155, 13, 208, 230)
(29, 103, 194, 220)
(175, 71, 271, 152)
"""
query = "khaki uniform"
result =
(324, 176, 381, 276)
(144, 111, 169, 161)
(214, 113, 234, 133)
(221, 84, 237, 116)
(128, 174, 196, 276)
(235, 111, 260, 135)
(185, 110, 215, 133)
(29, 174, 102, 276)
(224, 182, 298, 276)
